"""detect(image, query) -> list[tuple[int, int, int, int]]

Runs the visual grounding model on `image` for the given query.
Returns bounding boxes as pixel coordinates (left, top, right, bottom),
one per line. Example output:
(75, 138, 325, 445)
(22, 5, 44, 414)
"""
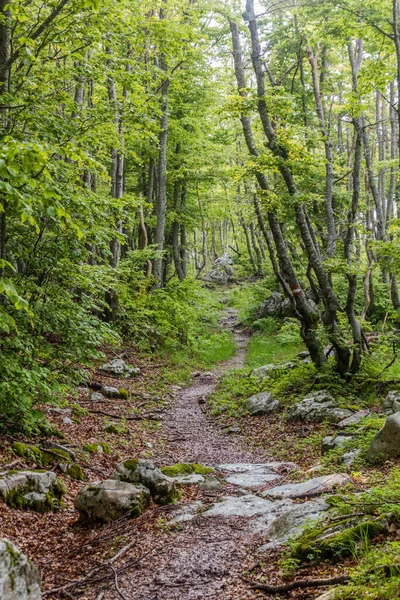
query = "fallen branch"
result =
(109, 564, 130, 600)
(247, 574, 350, 593)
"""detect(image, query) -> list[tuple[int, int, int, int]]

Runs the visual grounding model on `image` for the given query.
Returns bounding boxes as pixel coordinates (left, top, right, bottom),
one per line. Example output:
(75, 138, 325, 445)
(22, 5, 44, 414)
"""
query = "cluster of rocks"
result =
(254, 291, 318, 320)
(98, 358, 140, 378)
(204, 254, 235, 285)
(287, 390, 353, 424)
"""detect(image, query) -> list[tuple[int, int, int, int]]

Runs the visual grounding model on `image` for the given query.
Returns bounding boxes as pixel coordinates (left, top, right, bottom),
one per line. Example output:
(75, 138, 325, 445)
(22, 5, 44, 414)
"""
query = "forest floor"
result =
(0, 302, 363, 599)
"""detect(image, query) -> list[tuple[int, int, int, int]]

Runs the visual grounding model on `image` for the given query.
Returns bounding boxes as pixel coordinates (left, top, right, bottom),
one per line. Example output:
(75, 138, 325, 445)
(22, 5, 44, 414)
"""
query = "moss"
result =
(293, 517, 388, 561)
(2, 475, 66, 513)
(160, 463, 214, 477)
(64, 463, 84, 480)
(83, 442, 110, 455)
(118, 388, 129, 399)
(104, 422, 126, 434)
(123, 459, 139, 471)
(12, 442, 42, 463)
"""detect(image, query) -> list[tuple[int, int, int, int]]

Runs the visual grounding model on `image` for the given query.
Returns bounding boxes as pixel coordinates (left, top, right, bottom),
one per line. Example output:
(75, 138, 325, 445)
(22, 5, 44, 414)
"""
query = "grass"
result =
(245, 331, 305, 369)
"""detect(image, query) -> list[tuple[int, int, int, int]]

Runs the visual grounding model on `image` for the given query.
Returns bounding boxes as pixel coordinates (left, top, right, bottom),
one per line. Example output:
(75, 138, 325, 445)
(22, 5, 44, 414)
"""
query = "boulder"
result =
(254, 292, 283, 319)
(283, 297, 317, 318)
(74, 479, 150, 523)
(90, 391, 105, 402)
(341, 450, 360, 468)
(204, 254, 235, 285)
(246, 392, 280, 416)
(263, 473, 353, 499)
(251, 363, 295, 381)
(0, 471, 65, 512)
(287, 391, 353, 424)
(383, 391, 400, 414)
(101, 385, 128, 399)
(321, 435, 352, 455)
(114, 459, 176, 505)
(99, 358, 140, 378)
(367, 412, 400, 463)
(0, 538, 41, 600)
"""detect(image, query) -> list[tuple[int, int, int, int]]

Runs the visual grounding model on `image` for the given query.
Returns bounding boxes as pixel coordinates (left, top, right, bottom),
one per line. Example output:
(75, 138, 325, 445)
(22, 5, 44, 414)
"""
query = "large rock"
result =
(114, 459, 176, 505)
(287, 391, 353, 424)
(321, 435, 353, 455)
(99, 358, 140, 377)
(383, 391, 400, 414)
(367, 412, 400, 463)
(74, 479, 150, 523)
(262, 473, 353, 499)
(0, 471, 65, 513)
(0, 538, 41, 599)
(254, 292, 283, 319)
(205, 254, 235, 285)
(246, 392, 280, 416)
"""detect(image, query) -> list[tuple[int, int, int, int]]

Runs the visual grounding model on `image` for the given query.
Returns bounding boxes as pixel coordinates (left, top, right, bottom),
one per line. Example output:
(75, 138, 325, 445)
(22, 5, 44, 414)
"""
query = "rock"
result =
(41, 442, 76, 462)
(90, 391, 105, 402)
(246, 392, 280, 416)
(341, 451, 360, 468)
(226, 426, 241, 434)
(168, 501, 203, 525)
(114, 459, 176, 505)
(59, 462, 84, 480)
(77, 386, 89, 396)
(315, 592, 336, 600)
(251, 363, 295, 381)
(297, 351, 310, 360)
(63, 417, 73, 425)
(0, 538, 41, 599)
(204, 254, 235, 285)
(254, 292, 283, 319)
(74, 479, 150, 523)
(174, 474, 205, 485)
(367, 412, 400, 463)
(204, 494, 274, 518)
(263, 473, 353, 499)
(287, 391, 353, 424)
(0, 471, 65, 512)
(258, 499, 327, 549)
(199, 478, 222, 492)
(336, 409, 370, 428)
(100, 385, 128, 399)
(282, 297, 317, 318)
(160, 463, 214, 477)
(321, 435, 352, 455)
(98, 358, 140, 378)
(383, 391, 400, 414)
(216, 462, 297, 488)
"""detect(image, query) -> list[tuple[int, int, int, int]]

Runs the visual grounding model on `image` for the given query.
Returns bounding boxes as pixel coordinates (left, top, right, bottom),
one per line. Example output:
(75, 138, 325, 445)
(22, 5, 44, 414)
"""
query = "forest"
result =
(1, 0, 400, 599)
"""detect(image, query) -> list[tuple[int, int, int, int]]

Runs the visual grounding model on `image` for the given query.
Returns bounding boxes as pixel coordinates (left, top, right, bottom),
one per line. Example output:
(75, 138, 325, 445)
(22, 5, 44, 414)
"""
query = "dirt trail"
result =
(115, 310, 266, 600)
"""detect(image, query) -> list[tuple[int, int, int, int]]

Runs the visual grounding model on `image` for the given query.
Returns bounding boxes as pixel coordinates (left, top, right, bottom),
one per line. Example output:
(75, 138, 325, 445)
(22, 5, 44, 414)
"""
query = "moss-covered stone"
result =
(123, 459, 139, 471)
(160, 463, 214, 477)
(12, 442, 73, 466)
(293, 516, 388, 561)
(118, 388, 129, 399)
(12, 443, 42, 463)
(61, 463, 84, 480)
(104, 422, 126, 434)
(83, 442, 110, 455)
(1, 471, 66, 513)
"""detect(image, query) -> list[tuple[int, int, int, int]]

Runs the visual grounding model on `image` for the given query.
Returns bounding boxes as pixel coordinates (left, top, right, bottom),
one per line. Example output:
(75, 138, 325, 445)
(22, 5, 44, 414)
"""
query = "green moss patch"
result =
(12, 442, 72, 466)
(83, 442, 110, 455)
(161, 463, 214, 477)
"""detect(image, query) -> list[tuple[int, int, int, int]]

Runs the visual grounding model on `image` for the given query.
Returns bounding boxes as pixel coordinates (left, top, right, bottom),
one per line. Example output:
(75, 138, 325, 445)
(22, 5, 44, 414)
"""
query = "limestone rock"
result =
(287, 391, 353, 424)
(367, 412, 400, 463)
(321, 435, 352, 455)
(173, 473, 205, 485)
(246, 392, 280, 416)
(204, 494, 274, 518)
(251, 363, 295, 381)
(0, 538, 41, 600)
(254, 292, 283, 319)
(199, 478, 222, 492)
(383, 391, 400, 415)
(114, 459, 176, 505)
(216, 463, 294, 488)
(99, 358, 140, 378)
(341, 450, 360, 468)
(263, 473, 353, 499)
(205, 254, 235, 285)
(168, 501, 203, 525)
(101, 385, 127, 398)
(74, 479, 150, 523)
(90, 391, 105, 402)
(336, 409, 370, 428)
(0, 471, 65, 512)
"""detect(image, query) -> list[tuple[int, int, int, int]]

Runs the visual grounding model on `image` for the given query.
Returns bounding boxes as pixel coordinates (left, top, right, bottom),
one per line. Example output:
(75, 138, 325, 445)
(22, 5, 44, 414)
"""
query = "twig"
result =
(88, 409, 158, 421)
(246, 574, 350, 593)
(109, 564, 130, 600)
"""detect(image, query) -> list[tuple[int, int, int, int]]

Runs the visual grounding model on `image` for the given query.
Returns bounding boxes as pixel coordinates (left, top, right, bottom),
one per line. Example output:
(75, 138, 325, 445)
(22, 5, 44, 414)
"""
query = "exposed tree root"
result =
(246, 574, 350, 594)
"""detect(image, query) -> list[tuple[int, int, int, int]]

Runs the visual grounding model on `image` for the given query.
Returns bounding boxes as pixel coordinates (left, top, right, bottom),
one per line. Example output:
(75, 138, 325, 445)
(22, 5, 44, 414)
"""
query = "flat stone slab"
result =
(216, 462, 297, 488)
(337, 409, 370, 428)
(262, 473, 353, 499)
(173, 474, 205, 485)
(168, 501, 203, 524)
(203, 494, 274, 518)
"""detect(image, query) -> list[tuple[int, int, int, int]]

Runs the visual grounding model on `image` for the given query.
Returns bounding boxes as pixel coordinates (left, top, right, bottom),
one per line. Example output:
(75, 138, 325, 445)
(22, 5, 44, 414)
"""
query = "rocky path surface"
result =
(112, 310, 330, 600)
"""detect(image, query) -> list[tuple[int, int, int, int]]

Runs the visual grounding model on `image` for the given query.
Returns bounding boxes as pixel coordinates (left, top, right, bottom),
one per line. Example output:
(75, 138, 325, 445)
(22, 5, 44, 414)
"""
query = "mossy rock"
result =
(12, 442, 73, 466)
(104, 422, 126, 434)
(161, 463, 214, 477)
(118, 388, 129, 399)
(60, 462, 84, 480)
(293, 516, 388, 561)
(83, 442, 111, 455)
(122, 459, 139, 471)
(1, 471, 66, 513)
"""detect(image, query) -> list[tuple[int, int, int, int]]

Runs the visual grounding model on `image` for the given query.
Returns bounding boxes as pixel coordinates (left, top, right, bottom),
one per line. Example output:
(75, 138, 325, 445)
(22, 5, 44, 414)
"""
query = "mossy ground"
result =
(160, 463, 214, 477)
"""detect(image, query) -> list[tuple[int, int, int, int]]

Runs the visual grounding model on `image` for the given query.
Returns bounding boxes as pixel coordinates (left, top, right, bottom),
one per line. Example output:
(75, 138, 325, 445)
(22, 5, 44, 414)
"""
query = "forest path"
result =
(115, 309, 276, 600)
